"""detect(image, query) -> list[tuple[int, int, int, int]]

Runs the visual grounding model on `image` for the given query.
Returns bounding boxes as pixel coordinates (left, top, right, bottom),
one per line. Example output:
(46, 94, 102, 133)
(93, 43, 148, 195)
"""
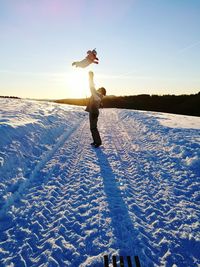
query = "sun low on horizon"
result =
(66, 69, 90, 99)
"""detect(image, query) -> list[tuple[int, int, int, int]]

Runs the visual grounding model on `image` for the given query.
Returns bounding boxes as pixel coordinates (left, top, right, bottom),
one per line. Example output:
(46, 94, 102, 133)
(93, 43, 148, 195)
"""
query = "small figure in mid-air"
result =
(72, 49, 99, 68)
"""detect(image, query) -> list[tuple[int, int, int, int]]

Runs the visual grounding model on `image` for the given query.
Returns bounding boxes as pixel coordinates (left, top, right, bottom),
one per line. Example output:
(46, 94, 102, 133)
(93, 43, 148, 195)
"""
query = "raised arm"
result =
(88, 71, 97, 96)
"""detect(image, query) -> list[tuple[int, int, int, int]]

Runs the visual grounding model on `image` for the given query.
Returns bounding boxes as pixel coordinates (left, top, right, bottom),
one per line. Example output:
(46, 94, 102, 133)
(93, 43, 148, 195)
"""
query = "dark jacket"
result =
(85, 78, 103, 114)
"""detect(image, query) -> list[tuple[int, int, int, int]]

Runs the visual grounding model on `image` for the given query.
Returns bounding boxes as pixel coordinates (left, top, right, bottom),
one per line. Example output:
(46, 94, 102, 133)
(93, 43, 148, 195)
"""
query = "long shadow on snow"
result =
(94, 148, 145, 263)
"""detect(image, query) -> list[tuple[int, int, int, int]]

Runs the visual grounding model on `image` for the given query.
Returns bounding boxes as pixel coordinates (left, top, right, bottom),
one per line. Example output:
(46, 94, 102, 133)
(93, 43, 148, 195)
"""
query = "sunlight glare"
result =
(66, 69, 89, 98)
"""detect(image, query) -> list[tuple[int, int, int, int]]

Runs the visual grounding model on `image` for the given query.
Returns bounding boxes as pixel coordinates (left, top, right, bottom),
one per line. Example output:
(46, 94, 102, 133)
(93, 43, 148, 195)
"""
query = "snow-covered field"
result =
(0, 98, 199, 267)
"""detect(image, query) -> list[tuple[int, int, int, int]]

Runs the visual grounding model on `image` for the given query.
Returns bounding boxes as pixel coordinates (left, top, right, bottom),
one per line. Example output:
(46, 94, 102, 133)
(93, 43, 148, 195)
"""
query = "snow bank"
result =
(155, 112, 200, 130)
(0, 99, 85, 211)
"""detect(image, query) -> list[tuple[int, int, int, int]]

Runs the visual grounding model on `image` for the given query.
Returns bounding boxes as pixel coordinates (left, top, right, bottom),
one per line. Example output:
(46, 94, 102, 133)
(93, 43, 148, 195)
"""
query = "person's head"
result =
(97, 87, 106, 96)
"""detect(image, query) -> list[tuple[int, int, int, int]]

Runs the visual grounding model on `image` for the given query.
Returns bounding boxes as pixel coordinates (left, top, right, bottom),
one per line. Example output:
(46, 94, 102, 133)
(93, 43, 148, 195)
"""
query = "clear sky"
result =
(0, 0, 200, 99)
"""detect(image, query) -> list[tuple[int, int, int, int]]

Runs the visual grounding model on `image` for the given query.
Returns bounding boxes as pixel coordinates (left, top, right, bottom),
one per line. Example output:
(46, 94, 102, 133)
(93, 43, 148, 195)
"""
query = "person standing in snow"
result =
(85, 71, 106, 148)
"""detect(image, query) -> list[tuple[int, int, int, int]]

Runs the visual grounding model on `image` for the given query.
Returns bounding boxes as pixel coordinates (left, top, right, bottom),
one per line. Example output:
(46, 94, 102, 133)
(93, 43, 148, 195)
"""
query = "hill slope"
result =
(0, 99, 200, 266)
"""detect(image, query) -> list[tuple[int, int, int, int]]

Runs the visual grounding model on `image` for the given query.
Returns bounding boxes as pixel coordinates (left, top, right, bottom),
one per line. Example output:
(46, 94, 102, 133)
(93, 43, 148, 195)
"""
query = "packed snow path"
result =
(0, 99, 199, 266)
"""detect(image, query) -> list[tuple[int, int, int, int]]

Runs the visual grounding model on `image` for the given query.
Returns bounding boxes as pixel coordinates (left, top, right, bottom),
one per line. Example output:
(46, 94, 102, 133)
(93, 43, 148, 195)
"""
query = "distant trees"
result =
(55, 98, 87, 106)
(1, 94, 199, 116)
(55, 92, 200, 117)
(0, 96, 21, 99)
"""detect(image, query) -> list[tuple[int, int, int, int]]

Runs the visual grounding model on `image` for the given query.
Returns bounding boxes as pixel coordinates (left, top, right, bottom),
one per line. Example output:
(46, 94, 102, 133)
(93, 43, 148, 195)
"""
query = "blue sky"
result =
(0, 0, 200, 99)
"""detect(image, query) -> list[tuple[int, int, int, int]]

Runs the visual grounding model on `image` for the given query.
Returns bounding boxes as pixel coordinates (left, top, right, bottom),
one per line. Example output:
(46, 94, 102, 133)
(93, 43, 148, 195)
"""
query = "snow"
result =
(0, 98, 200, 267)
(154, 112, 200, 130)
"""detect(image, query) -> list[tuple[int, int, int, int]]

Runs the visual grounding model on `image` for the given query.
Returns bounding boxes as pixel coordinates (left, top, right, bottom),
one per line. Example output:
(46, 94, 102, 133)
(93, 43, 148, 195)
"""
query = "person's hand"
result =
(89, 71, 94, 79)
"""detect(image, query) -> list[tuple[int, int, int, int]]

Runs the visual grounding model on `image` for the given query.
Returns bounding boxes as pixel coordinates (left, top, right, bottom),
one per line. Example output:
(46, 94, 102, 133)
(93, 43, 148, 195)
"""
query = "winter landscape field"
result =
(0, 98, 199, 267)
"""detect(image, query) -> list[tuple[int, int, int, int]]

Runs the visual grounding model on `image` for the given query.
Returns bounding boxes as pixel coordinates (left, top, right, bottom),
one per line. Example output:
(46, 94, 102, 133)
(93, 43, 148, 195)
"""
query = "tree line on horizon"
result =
(0, 96, 20, 99)
(55, 92, 200, 117)
(1, 93, 199, 117)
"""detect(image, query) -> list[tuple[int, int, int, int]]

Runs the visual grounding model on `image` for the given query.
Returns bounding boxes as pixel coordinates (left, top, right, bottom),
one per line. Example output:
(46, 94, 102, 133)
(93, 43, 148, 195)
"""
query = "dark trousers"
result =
(89, 112, 102, 145)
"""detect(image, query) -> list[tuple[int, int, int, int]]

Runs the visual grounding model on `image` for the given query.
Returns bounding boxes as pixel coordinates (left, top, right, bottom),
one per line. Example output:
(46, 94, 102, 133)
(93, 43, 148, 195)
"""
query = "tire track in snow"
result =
(0, 117, 86, 218)
(97, 109, 150, 265)
(104, 110, 167, 266)
(1, 109, 145, 266)
(109, 109, 200, 267)
(0, 117, 91, 266)
(0, 115, 114, 266)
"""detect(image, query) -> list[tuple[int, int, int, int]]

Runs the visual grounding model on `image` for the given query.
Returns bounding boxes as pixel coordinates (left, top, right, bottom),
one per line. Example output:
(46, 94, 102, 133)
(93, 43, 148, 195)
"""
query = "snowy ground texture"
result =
(0, 99, 200, 267)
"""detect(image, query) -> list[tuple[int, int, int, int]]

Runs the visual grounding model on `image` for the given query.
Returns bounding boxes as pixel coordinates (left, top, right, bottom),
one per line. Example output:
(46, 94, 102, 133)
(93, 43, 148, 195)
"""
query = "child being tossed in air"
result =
(72, 49, 99, 68)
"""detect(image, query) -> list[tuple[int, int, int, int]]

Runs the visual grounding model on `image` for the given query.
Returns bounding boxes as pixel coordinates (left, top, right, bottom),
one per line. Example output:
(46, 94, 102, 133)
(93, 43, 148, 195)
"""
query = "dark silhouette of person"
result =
(85, 71, 106, 147)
